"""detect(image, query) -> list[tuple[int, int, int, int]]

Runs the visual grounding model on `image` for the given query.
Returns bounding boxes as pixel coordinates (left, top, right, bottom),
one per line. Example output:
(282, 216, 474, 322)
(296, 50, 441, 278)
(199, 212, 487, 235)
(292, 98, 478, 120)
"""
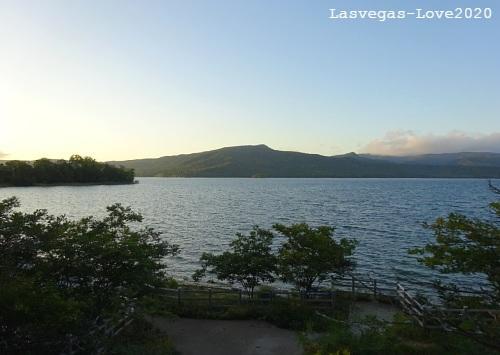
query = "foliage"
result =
(0, 197, 179, 353)
(274, 223, 357, 295)
(409, 180, 500, 350)
(302, 313, 497, 355)
(0, 155, 134, 186)
(107, 316, 179, 355)
(163, 298, 332, 331)
(255, 285, 276, 299)
(193, 226, 276, 297)
(410, 181, 500, 306)
(193, 223, 357, 297)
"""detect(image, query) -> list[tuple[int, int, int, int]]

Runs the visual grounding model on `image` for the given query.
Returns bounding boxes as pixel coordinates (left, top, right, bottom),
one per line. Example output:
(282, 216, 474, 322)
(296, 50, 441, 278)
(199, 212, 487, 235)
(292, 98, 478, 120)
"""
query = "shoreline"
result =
(0, 181, 138, 188)
(133, 176, 499, 179)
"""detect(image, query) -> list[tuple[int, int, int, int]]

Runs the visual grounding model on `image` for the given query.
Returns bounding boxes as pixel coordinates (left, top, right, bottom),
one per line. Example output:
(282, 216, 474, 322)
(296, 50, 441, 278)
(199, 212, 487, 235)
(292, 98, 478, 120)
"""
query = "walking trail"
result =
(149, 317, 303, 355)
(148, 301, 399, 354)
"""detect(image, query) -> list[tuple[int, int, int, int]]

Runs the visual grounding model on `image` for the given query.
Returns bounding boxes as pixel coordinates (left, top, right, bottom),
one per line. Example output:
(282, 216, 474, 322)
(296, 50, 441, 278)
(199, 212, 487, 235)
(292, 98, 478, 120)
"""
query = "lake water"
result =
(1, 178, 497, 294)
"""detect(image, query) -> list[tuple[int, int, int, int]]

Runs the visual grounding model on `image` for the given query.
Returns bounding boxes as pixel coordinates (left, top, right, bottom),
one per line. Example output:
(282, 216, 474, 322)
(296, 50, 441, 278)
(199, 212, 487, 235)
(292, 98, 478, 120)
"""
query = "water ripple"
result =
(1, 177, 496, 293)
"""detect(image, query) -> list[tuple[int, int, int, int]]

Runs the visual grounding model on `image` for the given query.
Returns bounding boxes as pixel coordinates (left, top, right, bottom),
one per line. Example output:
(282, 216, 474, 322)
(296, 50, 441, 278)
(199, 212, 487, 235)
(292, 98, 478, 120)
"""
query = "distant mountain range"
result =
(359, 152, 500, 167)
(108, 145, 500, 178)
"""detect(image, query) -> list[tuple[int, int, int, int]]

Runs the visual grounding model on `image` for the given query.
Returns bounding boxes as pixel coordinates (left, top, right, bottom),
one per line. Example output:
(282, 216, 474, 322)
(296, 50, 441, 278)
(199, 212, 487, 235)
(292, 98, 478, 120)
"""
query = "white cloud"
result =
(360, 131, 500, 156)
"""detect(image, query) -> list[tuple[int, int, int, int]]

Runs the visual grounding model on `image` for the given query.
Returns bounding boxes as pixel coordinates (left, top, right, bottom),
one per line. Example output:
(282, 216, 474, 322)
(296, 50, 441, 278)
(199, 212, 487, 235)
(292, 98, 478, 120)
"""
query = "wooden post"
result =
(330, 281, 334, 309)
(239, 290, 242, 305)
(208, 288, 212, 307)
(373, 279, 377, 300)
(177, 288, 181, 306)
(351, 275, 355, 300)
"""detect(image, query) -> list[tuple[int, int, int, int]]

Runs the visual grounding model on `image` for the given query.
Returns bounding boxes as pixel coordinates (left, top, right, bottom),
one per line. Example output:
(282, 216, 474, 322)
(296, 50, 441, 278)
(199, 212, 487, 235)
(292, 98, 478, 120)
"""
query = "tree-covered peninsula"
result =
(0, 155, 135, 186)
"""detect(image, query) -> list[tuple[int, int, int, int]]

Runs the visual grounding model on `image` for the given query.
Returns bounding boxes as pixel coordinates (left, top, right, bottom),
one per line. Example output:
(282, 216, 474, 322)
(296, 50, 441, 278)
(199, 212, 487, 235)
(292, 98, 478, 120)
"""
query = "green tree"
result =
(4, 160, 34, 186)
(0, 197, 179, 353)
(0, 164, 11, 184)
(411, 181, 500, 306)
(274, 223, 357, 296)
(0, 155, 134, 186)
(33, 158, 63, 183)
(69, 155, 102, 182)
(193, 226, 276, 297)
(410, 181, 500, 350)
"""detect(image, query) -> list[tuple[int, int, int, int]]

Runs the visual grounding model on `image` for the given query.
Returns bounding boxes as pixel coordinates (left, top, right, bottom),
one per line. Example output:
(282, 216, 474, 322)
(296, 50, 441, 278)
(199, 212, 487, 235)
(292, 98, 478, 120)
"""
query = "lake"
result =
(1, 177, 497, 294)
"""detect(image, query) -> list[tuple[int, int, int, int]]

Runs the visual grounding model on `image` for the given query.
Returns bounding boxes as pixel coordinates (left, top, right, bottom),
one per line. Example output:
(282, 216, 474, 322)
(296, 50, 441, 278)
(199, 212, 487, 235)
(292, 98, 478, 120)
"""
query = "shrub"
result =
(275, 223, 357, 296)
(193, 226, 276, 297)
(0, 197, 179, 353)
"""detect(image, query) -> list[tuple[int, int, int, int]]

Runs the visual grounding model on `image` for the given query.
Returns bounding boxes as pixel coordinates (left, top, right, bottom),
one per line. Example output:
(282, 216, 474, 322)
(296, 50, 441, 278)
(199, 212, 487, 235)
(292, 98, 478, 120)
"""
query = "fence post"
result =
(177, 288, 181, 306)
(373, 279, 377, 300)
(208, 288, 212, 307)
(239, 290, 242, 305)
(351, 275, 355, 300)
(330, 281, 334, 308)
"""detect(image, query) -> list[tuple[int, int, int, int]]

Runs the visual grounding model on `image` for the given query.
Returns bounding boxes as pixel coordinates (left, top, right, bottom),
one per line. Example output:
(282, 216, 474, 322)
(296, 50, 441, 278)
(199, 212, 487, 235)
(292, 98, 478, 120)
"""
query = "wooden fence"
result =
(60, 302, 136, 355)
(158, 276, 499, 333)
(397, 283, 500, 331)
(396, 283, 429, 327)
(158, 272, 402, 309)
(330, 274, 397, 300)
(157, 286, 337, 309)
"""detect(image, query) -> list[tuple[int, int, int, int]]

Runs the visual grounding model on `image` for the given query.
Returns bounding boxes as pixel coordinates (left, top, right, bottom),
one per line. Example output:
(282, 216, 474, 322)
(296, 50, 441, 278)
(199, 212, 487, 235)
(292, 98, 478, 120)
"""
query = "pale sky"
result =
(1, 0, 499, 160)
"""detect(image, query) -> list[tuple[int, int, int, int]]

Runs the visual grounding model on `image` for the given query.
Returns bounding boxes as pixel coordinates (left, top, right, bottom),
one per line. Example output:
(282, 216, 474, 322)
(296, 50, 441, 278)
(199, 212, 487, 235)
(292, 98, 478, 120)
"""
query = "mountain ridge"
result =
(359, 152, 500, 167)
(108, 145, 500, 178)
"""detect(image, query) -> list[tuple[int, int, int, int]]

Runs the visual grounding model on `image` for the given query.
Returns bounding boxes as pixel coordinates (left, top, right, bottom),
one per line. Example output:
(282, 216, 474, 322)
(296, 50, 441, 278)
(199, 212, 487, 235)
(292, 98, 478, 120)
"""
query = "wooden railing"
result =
(157, 286, 336, 309)
(164, 277, 498, 333)
(330, 274, 397, 300)
(396, 283, 428, 327)
(59, 302, 136, 355)
(396, 283, 500, 331)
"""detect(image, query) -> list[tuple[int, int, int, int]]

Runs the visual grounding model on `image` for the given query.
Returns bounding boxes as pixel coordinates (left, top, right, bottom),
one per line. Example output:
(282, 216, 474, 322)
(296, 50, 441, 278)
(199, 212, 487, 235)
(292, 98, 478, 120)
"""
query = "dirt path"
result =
(148, 317, 303, 355)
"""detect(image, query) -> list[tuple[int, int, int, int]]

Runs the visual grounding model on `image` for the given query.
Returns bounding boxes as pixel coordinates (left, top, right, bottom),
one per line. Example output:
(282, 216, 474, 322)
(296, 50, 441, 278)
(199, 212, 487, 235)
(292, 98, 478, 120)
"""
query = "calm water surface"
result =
(1, 178, 497, 293)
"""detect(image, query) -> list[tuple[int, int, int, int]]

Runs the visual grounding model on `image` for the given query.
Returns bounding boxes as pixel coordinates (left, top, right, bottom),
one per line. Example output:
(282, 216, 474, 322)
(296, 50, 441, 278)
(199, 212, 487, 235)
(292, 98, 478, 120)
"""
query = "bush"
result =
(275, 223, 357, 296)
(107, 316, 179, 355)
(193, 226, 276, 297)
(302, 313, 498, 355)
(0, 197, 179, 353)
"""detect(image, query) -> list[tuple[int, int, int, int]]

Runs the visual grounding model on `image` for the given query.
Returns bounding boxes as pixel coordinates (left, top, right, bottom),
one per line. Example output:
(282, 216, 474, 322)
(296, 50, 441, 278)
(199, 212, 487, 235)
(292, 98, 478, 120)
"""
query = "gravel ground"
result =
(147, 301, 398, 354)
(148, 317, 303, 355)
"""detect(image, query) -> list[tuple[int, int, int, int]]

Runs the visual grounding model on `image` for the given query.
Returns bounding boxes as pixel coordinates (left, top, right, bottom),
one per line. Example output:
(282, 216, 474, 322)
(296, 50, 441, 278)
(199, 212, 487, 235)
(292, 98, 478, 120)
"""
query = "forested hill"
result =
(0, 155, 135, 186)
(109, 145, 500, 178)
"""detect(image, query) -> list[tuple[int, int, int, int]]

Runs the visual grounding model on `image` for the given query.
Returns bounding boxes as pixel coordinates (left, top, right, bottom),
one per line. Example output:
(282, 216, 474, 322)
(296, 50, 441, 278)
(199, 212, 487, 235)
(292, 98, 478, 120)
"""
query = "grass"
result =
(300, 313, 499, 355)
(140, 288, 341, 332)
(107, 316, 179, 355)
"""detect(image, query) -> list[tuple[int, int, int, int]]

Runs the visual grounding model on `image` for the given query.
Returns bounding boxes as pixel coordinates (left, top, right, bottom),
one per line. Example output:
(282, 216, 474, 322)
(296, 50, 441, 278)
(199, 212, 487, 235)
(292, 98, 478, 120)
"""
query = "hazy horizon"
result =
(1, 0, 499, 160)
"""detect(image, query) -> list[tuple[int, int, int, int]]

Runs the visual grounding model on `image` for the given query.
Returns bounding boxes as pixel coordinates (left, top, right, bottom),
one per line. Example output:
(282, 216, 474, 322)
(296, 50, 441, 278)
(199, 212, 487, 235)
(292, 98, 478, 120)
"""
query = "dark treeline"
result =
(0, 155, 135, 186)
